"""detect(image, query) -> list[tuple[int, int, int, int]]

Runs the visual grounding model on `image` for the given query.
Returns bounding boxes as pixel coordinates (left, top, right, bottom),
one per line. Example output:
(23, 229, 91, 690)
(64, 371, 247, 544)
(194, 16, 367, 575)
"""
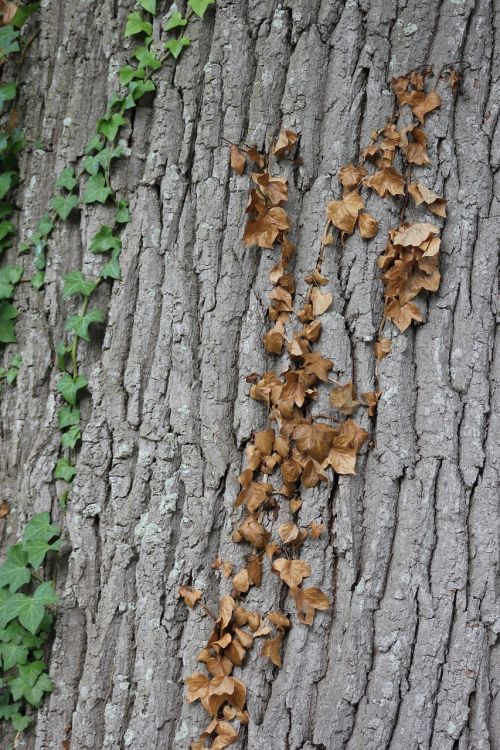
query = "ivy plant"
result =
(0, 512, 60, 735)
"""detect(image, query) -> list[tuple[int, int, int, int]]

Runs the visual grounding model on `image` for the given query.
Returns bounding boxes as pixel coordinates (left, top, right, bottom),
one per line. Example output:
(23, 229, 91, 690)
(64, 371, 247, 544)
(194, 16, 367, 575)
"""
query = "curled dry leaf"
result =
(272, 128, 298, 158)
(309, 520, 324, 538)
(291, 586, 330, 626)
(310, 286, 332, 316)
(179, 586, 202, 608)
(230, 144, 246, 175)
(374, 338, 392, 360)
(263, 321, 285, 354)
(358, 211, 378, 239)
(267, 611, 290, 630)
(244, 206, 290, 249)
(294, 422, 337, 462)
(0, 500, 10, 518)
(247, 554, 263, 585)
(338, 163, 367, 191)
(252, 172, 288, 206)
(400, 126, 430, 166)
(262, 632, 283, 667)
(397, 89, 441, 124)
(329, 382, 360, 415)
(272, 558, 311, 588)
(361, 390, 381, 417)
(363, 166, 405, 197)
(326, 190, 364, 234)
(408, 182, 447, 217)
(232, 568, 250, 593)
(278, 522, 299, 544)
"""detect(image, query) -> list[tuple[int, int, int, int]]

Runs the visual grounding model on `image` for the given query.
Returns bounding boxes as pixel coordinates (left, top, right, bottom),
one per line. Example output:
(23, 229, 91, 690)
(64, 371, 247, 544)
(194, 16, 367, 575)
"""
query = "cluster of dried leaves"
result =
(180, 68, 450, 749)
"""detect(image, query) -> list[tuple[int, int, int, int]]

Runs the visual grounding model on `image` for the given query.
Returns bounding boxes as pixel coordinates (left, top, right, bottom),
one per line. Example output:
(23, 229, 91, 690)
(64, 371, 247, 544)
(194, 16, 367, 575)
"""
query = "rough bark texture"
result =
(0, 0, 499, 748)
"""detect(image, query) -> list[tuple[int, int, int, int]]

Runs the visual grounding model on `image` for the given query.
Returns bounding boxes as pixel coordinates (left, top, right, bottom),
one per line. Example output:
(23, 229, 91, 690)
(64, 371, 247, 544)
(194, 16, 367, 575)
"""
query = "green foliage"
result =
(0, 302, 18, 343)
(165, 11, 188, 31)
(50, 193, 78, 220)
(64, 308, 104, 341)
(89, 225, 121, 254)
(0, 353, 21, 387)
(0, 513, 60, 734)
(83, 173, 112, 204)
(125, 12, 152, 37)
(63, 271, 96, 299)
(139, 0, 156, 14)
(188, 0, 215, 18)
(57, 373, 88, 406)
(165, 37, 190, 59)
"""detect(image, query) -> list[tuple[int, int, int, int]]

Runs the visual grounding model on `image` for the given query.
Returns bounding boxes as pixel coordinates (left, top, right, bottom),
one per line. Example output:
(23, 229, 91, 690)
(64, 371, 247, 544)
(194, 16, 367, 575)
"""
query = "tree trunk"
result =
(1, 1, 498, 749)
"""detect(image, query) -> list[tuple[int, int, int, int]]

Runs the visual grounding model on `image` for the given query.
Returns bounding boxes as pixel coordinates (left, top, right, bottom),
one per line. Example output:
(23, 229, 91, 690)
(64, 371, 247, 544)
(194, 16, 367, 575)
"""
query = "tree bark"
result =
(1, 1, 499, 749)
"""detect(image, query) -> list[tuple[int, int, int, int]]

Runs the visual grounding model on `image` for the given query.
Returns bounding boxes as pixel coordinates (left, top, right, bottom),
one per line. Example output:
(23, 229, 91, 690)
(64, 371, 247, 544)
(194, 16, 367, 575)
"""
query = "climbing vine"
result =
(180, 66, 457, 749)
(0, 0, 215, 741)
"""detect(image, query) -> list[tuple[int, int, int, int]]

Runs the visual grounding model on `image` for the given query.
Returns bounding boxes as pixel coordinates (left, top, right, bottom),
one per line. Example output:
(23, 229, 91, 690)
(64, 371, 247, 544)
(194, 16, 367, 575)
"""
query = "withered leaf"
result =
(329, 382, 360, 415)
(244, 207, 290, 249)
(263, 321, 285, 354)
(310, 287, 332, 316)
(361, 390, 381, 417)
(247, 554, 263, 585)
(234, 515, 270, 548)
(408, 182, 447, 217)
(338, 163, 367, 191)
(0, 501, 9, 518)
(278, 522, 299, 543)
(358, 211, 378, 239)
(301, 457, 329, 488)
(294, 422, 336, 462)
(398, 89, 441, 123)
(374, 338, 392, 360)
(400, 126, 430, 166)
(363, 167, 405, 198)
(272, 128, 298, 158)
(230, 144, 246, 175)
(252, 172, 288, 206)
(302, 352, 333, 383)
(246, 144, 265, 168)
(385, 298, 422, 331)
(262, 632, 283, 667)
(179, 585, 202, 608)
(254, 429, 275, 456)
(233, 568, 250, 593)
(267, 611, 290, 630)
(291, 586, 330, 626)
(272, 558, 311, 588)
(392, 222, 439, 247)
(326, 190, 364, 234)
(309, 520, 324, 538)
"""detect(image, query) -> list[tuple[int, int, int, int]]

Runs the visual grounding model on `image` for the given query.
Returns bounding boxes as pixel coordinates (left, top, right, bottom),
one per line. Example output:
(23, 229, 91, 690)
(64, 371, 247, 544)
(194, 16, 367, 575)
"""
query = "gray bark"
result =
(0, 0, 499, 749)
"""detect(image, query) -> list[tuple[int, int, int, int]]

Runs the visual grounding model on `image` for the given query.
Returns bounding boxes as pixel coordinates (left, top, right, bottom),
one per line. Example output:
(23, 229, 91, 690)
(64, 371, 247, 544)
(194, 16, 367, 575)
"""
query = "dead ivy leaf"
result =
(392, 222, 439, 247)
(326, 190, 364, 234)
(262, 632, 283, 667)
(302, 352, 333, 383)
(0, 501, 10, 518)
(301, 457, 329, 488)
(247, 554, 263, 585)
(374, 338, 392, 360)
(278, 522, 299, 543)
(385, 298, 422, 331)
(398, 89, 441, 123)
(244, 206, 290, 249)
(230, 144, 246, 175)
(400, 126, 430, 165)
(361, 390, 381, 417)
(358, 211, 379, 239)
(233, 568, 250, 593)
(254, 429, 275, 455)
(179, 586, 202, 608)
(289, 498, 302, 513)
(252, 172, 288, 206)
(338, 163, 367, 191)
(309, 520, 324, 538)
(310, 287, 332, 316)
(272, 128, 298, 158)
(408, 182, 447, 217)
(291, 586, 330, 625)
(263, 321, 285, 354)
(363, 167, 405, 197)
(246, 144, 265, 168)
(294, 422, 336, 462)
(329, 382, 360, 415)
(234, 515, 270, 548)
(273, 558, 311, 588)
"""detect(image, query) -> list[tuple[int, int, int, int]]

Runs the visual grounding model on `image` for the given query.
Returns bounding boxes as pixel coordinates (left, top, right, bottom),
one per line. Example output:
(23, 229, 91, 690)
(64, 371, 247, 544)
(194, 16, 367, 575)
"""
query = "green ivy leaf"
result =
(101, 251, 121, 281)
(124, 11, 152, 37)
(54, 457, 77, 482)
(85, 134, 104, 154)
(0, 171, 16, 199)
(55, 340, 71, 370)
(119, 65, 145, 86)
(164, 10, 188, 31)
(22, 513, 60, 544)
(30, 271, 45, 290)
(22, 539, 60, 570)
(164, 36, 190, 59)
(0, 26, 20, 59)
(11, 712, 31, 732)
(0, 301, 18, 343)
(115, 200, 130, 224)
(139, 0, 156, 13)
(62, 271, 96, 299)
(50, 193, 79, 220)
(95, 145, 124, 171)
(134, 46, 162, 69)
(188, 0, 215, 18)
(12, 2, 40, 28)
(65, 308, 104, 341)
(60, 425, 81, 449)
(55, 166, 77, 191)
(97, 112, 127, 142)
(125, 79, 155, 107)
(82, 155, 99, 175)
(57, 405, 80, 429)
(83, 173, 112, 204)
(9, 660, 53, 704)
(0, 82, 16, 109)
(0, 545, 30, 592)
(57, 373, 88, 406)
(0, 266, 22, 300)
(0, 219, 15, 242)
(89, 225, 122, 254)
(1, 641, 28, 670)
